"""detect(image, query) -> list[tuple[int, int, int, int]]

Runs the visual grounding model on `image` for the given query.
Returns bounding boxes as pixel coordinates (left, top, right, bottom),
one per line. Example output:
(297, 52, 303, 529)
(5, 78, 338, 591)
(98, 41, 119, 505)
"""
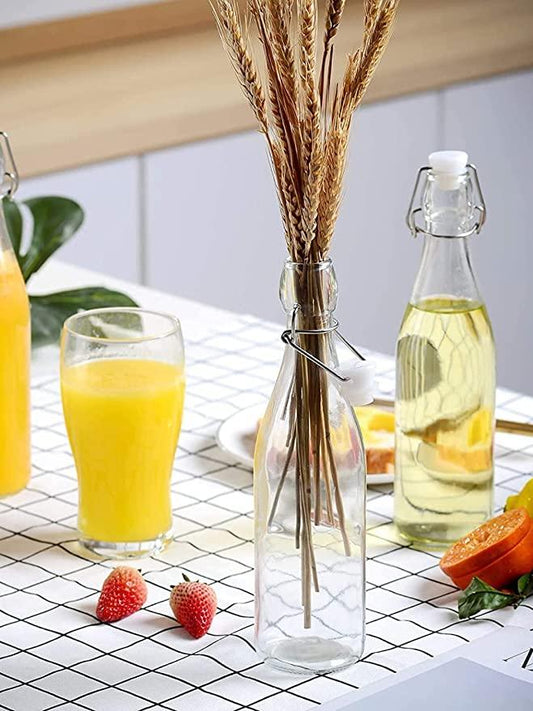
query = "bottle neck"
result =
(411, 235, 481, 305)
(411, 170, 482, 306)
(0, 198, 14, 259)
(280, 260, 337, 329)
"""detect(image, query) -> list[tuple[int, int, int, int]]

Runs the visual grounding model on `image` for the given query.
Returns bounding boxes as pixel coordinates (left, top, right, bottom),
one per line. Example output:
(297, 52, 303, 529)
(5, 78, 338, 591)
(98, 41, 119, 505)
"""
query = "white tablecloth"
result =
(1, 262, 532, 710)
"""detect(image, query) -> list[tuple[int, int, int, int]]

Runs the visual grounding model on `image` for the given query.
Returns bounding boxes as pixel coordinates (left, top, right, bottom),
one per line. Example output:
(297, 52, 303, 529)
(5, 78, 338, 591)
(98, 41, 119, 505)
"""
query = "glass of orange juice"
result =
(60, 308, 185, 557)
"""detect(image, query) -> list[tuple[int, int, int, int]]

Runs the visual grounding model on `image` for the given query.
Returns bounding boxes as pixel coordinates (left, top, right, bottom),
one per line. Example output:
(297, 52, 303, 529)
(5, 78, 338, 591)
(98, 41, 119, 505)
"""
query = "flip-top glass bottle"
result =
(0, 133, 31, 496)
(394, 151, 495, 545)
(255, 260, 368, 674)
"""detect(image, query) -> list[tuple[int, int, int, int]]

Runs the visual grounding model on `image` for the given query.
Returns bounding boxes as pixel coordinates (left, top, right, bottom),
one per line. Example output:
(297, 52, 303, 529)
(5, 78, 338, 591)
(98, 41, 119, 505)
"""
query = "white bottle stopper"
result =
(428, 150, 468, 190)
(335, 359, 375, 406)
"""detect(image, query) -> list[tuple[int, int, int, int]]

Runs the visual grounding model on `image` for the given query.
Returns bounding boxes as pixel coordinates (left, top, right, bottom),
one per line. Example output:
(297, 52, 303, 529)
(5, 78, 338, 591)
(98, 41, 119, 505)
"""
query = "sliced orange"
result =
(453, 524, 533, 590)
(440, 508, 532, 580)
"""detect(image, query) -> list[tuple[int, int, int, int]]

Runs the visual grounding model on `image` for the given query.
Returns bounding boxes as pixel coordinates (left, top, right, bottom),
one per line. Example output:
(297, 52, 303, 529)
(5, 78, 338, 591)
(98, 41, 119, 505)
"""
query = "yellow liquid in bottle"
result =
(61, 358, 185, 543)
(394, 296, 495, 545)
(0, 252, 31, 496)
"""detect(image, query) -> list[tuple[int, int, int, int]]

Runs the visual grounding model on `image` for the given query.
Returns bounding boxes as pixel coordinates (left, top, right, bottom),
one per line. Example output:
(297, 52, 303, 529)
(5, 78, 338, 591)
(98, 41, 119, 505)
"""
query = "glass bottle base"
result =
(79, 528, 173, 558)
(263, 636, 361, 675)
(396, 519, 487, 548)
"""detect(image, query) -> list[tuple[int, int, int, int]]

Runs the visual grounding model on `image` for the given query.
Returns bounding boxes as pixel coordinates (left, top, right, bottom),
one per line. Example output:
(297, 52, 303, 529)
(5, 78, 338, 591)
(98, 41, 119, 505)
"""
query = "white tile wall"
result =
(144, 132, 286, 322)
(20, 158, 141, 283)
(443, 70, 533, 394)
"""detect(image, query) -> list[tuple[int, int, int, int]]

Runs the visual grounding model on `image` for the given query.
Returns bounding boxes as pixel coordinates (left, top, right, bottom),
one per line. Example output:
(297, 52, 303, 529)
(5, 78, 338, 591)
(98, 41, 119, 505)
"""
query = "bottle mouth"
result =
(284, 258, 333, 272)
(280, 258, 337, 314)
(428, 150, 468, 190)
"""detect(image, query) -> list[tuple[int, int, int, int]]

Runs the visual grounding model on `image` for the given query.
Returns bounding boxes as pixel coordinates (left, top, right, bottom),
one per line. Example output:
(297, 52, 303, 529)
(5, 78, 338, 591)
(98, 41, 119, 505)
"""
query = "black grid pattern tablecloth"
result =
(0, 312, 532, 711)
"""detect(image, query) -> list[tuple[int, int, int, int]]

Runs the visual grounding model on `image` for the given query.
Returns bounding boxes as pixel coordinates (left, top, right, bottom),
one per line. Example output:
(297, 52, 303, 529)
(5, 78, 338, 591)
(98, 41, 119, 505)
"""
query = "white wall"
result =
(16, 69, 533, 395)
(443, 71, 533, 400)
(333, 92, 439, 358)
(144, 132, 286, 318)
(20, 158, 142, 283)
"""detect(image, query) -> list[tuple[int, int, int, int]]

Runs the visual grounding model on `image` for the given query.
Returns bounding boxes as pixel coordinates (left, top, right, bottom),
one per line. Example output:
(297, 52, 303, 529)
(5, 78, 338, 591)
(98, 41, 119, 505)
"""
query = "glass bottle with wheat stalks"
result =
(213, 0, 399, 673)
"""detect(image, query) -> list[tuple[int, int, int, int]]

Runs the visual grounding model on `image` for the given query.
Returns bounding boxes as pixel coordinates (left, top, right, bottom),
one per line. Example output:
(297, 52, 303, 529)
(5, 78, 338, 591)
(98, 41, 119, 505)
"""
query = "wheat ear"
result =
(299, 0, 322, 253)
(212, 0, 269, 133)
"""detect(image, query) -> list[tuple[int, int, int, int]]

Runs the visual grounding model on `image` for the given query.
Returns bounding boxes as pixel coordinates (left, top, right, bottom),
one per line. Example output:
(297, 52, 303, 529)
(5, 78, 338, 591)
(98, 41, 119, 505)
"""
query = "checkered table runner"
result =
(0, 313, 532, 711)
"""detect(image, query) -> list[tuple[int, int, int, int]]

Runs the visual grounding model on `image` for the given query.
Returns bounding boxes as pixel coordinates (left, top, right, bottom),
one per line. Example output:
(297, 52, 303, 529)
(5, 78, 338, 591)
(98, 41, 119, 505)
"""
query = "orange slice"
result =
(440, 508, 532, 581)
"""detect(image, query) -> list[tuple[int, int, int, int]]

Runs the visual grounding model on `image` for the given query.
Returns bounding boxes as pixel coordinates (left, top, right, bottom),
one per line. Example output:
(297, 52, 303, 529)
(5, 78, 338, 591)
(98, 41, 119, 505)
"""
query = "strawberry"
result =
(96, 566, 147, 622)
(169, 574, 217, 638)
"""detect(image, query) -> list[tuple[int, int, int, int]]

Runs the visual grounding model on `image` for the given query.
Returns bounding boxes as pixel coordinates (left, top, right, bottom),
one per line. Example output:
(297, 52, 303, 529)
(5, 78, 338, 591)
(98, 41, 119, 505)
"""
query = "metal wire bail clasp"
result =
(406, 163, 486, 239)
(281, 306, 374, 405)
(0, 132, 19, 199)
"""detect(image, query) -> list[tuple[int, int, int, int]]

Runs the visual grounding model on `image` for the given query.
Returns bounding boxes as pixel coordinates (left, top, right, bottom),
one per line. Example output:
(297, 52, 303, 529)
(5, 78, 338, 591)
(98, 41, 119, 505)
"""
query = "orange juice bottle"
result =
(0, 133, 30, 496)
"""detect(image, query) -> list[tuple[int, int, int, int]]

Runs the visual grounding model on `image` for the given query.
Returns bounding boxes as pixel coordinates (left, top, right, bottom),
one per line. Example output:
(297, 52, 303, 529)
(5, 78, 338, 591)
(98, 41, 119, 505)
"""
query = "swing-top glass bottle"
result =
(0, 133, 30, 497)
(394, 151, 495, 545)
(254, 260, 367, 674)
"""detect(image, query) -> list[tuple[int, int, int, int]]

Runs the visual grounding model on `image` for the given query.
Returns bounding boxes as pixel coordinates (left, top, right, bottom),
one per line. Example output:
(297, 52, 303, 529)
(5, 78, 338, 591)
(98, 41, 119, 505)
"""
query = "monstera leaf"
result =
(30, 288, 139, 347)
(3, 196, 138, 346)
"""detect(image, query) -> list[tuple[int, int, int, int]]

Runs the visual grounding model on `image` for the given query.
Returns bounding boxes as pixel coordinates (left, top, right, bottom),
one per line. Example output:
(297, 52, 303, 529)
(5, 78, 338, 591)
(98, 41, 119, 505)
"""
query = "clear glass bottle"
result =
(254, 260, 366, 674)
(0, 133, 31, 496)
(394, 151, 495, 545)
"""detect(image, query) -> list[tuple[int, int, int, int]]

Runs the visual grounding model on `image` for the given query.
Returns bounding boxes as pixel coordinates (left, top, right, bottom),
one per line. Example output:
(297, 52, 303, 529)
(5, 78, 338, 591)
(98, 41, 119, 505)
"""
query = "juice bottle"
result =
(394, 151, 495, 545)
(0, 134, 31, 496)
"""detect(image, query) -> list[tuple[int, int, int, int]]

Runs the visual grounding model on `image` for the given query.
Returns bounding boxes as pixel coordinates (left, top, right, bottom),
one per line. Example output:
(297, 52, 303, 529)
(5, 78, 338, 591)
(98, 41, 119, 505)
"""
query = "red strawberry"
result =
(96, 566, 147, 622)
(169, 574, 217, 638)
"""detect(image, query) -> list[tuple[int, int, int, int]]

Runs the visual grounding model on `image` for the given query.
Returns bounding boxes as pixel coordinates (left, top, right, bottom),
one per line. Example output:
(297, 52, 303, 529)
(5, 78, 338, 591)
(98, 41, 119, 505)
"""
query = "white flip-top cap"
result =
(335, 359, 375, 406)
(428, 150, 468, 190)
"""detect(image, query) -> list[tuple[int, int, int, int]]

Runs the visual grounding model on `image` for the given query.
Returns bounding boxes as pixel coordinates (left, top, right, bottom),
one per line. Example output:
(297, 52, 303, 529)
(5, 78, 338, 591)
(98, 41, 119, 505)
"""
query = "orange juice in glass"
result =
(61, 308, 185, 556)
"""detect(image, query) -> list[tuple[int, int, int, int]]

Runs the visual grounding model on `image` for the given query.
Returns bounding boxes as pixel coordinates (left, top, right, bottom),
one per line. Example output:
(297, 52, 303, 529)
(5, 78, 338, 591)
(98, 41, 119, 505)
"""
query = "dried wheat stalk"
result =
(213, 0, 399, 626)
(319, 0, 346, 110)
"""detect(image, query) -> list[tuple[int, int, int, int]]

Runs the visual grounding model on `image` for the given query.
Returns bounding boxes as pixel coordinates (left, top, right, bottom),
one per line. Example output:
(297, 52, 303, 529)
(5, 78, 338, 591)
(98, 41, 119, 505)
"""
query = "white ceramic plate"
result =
(216, 404, 394, 485)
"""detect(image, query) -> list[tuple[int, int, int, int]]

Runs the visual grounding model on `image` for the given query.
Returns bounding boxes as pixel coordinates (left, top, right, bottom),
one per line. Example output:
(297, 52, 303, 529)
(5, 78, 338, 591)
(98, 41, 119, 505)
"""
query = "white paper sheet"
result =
(321, 627, 533, 710)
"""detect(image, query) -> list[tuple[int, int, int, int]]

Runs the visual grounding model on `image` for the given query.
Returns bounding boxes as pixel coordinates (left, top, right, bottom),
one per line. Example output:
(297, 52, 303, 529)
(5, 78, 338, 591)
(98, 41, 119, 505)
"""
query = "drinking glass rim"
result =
(63, 307, 182, 344)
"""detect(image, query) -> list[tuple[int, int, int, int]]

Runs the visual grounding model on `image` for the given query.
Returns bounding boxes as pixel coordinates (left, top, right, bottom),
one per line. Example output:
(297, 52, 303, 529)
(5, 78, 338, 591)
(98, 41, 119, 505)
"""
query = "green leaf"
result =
(458, 577, 518, 619)
(517, 571, 533, 597)
(20, 197, 84, 282)
(3, 199, 23, 258)
(30, 287, 138, 347)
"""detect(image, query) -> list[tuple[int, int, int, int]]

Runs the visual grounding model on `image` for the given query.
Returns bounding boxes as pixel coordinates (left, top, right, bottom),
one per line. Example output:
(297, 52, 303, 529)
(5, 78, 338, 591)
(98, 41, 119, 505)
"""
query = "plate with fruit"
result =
(216, 404, 395, 484)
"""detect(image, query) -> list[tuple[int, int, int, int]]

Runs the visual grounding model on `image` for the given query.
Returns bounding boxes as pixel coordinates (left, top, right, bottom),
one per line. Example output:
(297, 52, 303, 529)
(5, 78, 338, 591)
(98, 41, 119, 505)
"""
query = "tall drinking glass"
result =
(60, 308, 185, 557)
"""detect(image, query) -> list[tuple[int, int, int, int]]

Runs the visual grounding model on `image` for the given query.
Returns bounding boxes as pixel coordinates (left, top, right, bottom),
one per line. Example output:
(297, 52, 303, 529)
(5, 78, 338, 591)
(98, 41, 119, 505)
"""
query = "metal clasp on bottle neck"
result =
(406, 163, 486, 239)
(0, 132, 19, 198)
(281, 305, 374, 405)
